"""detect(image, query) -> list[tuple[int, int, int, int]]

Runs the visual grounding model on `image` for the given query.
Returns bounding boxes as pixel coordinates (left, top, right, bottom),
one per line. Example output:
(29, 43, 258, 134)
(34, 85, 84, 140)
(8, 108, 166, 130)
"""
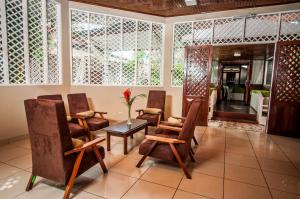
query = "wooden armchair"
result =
(136, 99, 202, 179)
(158, 116, 199, 146)
(136, 90, 166, 127)
(67, 93, 109, 137)
(37, 94, 91, 140)
(24, 99, 107, 199)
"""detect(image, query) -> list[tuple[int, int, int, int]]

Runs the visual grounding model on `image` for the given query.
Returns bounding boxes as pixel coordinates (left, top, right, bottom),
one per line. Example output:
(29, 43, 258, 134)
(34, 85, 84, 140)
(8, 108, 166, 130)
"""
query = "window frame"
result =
(69, 8, 165, 87)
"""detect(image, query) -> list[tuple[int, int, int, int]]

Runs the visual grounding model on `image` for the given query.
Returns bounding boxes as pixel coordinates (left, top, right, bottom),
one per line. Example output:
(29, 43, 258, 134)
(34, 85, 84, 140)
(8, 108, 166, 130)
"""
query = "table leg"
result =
(124, 136, 128, 155)
(145, 125, 148, 135)
(107, 132, 111, 151)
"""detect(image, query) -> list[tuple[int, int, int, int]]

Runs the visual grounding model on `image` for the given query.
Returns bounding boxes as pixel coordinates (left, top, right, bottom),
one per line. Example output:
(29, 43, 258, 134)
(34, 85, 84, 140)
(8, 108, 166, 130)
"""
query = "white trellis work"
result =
(70, 9, 164, 86)
(0, 0, 61, 85)
(172, 10, 300, 86)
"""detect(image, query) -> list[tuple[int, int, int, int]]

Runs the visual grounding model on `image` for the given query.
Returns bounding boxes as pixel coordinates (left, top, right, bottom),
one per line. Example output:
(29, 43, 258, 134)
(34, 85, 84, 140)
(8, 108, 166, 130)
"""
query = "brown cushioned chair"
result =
(24, 99, 107, 199)
(67, 93, 109, 134)
(37, 94, 90, 140)
(136, 90, 166, 126)
(136, 99, 201, 179)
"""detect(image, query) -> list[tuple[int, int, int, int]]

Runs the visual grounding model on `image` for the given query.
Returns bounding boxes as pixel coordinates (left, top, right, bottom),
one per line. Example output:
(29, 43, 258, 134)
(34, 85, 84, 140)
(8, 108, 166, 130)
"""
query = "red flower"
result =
(123, 88, 131, 103)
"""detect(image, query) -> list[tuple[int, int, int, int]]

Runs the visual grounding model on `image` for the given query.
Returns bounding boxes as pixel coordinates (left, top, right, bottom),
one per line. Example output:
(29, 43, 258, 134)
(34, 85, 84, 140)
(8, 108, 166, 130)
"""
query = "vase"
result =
(127, 105, 132, 125)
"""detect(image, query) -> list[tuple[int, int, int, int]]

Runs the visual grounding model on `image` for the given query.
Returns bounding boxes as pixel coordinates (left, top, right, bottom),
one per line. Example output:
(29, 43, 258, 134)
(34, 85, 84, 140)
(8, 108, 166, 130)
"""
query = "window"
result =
(70, 9, 164, 86)
(0, 0, 61, 85)
(172, 10, 300, 86)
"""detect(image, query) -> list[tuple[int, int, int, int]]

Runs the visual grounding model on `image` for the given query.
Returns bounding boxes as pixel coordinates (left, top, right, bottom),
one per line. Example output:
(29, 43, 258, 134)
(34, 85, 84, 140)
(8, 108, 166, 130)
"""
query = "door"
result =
(182, 45, 213, 126)
(267, 40, 300, 137)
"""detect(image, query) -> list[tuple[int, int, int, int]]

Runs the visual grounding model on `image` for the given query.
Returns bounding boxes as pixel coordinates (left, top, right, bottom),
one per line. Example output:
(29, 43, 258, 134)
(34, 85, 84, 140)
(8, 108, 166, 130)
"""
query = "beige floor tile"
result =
(0, 163, 21, 180)
(173, 190, 209, 199)
(83, 172, 137, 199)
(5, 154, 32, 170)
(259, 159, 300, 176)
(264, 171, 300, 195)
(0, 145, 31, 162)
(224, 179, 271, 199)
(226, 144, 255, 157)
(0, 170, 31, 199)
(255, 149, 289, 162)
(225, 164, 267, 186)
(271, 189, 300, 199)
(141, 163, 183, 188)
(189, 160, 224, 177)
(179, 172, 223, 199)
(122, 180, 175, 199)
(225, 152, 260, 169)
(110, 157, 152, 178)
(194, 148, 225, 163)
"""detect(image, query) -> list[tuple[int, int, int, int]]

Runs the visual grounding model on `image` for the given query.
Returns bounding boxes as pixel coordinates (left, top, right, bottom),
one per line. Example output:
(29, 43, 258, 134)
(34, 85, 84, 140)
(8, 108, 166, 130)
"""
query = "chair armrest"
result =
(145, 135, 185, 144)
(64, 137, 105, 156)
(158, 124, 182, 132)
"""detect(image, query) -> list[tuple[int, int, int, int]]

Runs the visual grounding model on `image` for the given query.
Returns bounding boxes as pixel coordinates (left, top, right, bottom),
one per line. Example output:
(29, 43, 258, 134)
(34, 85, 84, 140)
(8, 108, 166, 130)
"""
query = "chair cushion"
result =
(143, 108, 161, 114)
(86, 117, 109, 131)
(160, 120, 183, 128)
(71, 138, 85, 148)
(136, 113, 159, 126)
(68, 123, 89, 138)
(139, 136, 187, 162)
(154, 128, 180, 136)
(67, 116, 72, 122)
(76, 110, 94, 117)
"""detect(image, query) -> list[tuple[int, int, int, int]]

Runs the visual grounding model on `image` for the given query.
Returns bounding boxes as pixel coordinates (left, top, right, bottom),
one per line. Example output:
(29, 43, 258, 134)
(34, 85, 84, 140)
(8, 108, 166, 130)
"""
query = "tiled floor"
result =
(1, 123, 300, 199)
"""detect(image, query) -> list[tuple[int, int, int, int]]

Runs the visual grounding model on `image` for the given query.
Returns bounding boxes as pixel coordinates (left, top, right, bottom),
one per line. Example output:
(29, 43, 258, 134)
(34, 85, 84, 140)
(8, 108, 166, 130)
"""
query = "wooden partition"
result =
(182, 45, 213, 126)
(267, 40, 300, 137)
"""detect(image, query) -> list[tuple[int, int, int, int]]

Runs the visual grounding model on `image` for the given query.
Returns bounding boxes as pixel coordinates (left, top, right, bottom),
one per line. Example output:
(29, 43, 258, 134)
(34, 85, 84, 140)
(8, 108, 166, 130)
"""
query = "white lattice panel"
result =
(193, 20, 213, 45)
(28, 0, 44, 84)
(6, 0, 26, 84)
(0, 4, 4, 84)
(245, 14, 279, 42)
(280, 11, 300, 41)
(214, 18, 244, 44)
(71, 10, 89, 85)
(106, 16, 122, 85)
(90, 13, 105, 85)
(174, 23, 192, 48)
(122, 19, 136, 85)
(47, 0, 60, 84)
(172, 48, 185, 86)
(150, 23, 163, 86)
(137, 21, 151, 86)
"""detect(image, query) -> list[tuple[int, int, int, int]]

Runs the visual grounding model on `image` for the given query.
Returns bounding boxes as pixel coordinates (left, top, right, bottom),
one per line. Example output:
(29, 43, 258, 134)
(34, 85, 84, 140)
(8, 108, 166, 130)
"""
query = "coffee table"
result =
(103, 119, 148, 155)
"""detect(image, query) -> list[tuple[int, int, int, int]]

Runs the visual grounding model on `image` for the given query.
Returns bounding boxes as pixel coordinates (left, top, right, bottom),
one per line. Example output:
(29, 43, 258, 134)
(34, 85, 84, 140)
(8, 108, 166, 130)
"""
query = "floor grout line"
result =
(245, 130, 274, 199)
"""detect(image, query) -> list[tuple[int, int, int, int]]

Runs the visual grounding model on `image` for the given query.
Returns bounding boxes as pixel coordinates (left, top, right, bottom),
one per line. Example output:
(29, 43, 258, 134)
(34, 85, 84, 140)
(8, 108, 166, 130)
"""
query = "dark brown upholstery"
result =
(24, 99, 105, 185)
(136, 90, 166, 126)
(139, 99, 201, 162)
(67, 93, 109, 131)
(37, 94, 90, 139)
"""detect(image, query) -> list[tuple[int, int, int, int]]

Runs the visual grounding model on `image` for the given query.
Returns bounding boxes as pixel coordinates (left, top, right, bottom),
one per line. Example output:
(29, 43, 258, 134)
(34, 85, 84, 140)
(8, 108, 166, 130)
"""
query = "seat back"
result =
(37, 94, 63, 101)
(178, 99, 201, 154)
(24, 99, 75, 184)
(147, 90, 166, 111)
(67, 93, 90, 117)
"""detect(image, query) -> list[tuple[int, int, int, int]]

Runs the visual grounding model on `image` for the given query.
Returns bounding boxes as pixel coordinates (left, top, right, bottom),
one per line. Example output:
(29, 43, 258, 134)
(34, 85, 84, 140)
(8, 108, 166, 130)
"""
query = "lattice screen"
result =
(0, 0, 61, 85)
(275, 43, 300, 103)
(71, 9, 164, 86)
(172, 10, 300, 86)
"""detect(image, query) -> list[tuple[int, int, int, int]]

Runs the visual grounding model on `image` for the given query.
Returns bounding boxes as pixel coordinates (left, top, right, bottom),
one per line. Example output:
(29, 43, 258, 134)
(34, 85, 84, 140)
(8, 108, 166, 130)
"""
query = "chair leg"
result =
(190, 148, 194, 155)
(169, 143, 191, 179)
(63, 150, 85, 199)
(26, 174, 36, 191)
(193, 136, 198, 145)
(92, 145, 108, 173)
(189, 151, 195, 162)
(136, 141, 157, 168)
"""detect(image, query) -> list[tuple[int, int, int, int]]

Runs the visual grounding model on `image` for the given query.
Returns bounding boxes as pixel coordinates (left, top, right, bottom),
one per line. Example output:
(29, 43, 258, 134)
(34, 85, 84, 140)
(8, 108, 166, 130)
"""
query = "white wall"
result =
(0, 0, 299, 142)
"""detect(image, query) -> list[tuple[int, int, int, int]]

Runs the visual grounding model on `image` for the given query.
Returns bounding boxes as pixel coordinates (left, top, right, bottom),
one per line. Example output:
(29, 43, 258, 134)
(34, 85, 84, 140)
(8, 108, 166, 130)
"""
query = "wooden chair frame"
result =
(26, 138, 108, 199)
(136, 135, 194, 179)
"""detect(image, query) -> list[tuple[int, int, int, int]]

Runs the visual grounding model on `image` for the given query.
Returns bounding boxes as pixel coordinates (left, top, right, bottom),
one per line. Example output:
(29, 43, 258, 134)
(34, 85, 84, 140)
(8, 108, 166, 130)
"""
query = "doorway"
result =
(210, 44, 275, 124)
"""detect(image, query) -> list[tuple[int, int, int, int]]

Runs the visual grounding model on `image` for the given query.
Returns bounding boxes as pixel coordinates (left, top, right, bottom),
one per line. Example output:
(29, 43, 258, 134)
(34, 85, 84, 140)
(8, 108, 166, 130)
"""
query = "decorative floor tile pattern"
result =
(0, 122, 300, 199)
